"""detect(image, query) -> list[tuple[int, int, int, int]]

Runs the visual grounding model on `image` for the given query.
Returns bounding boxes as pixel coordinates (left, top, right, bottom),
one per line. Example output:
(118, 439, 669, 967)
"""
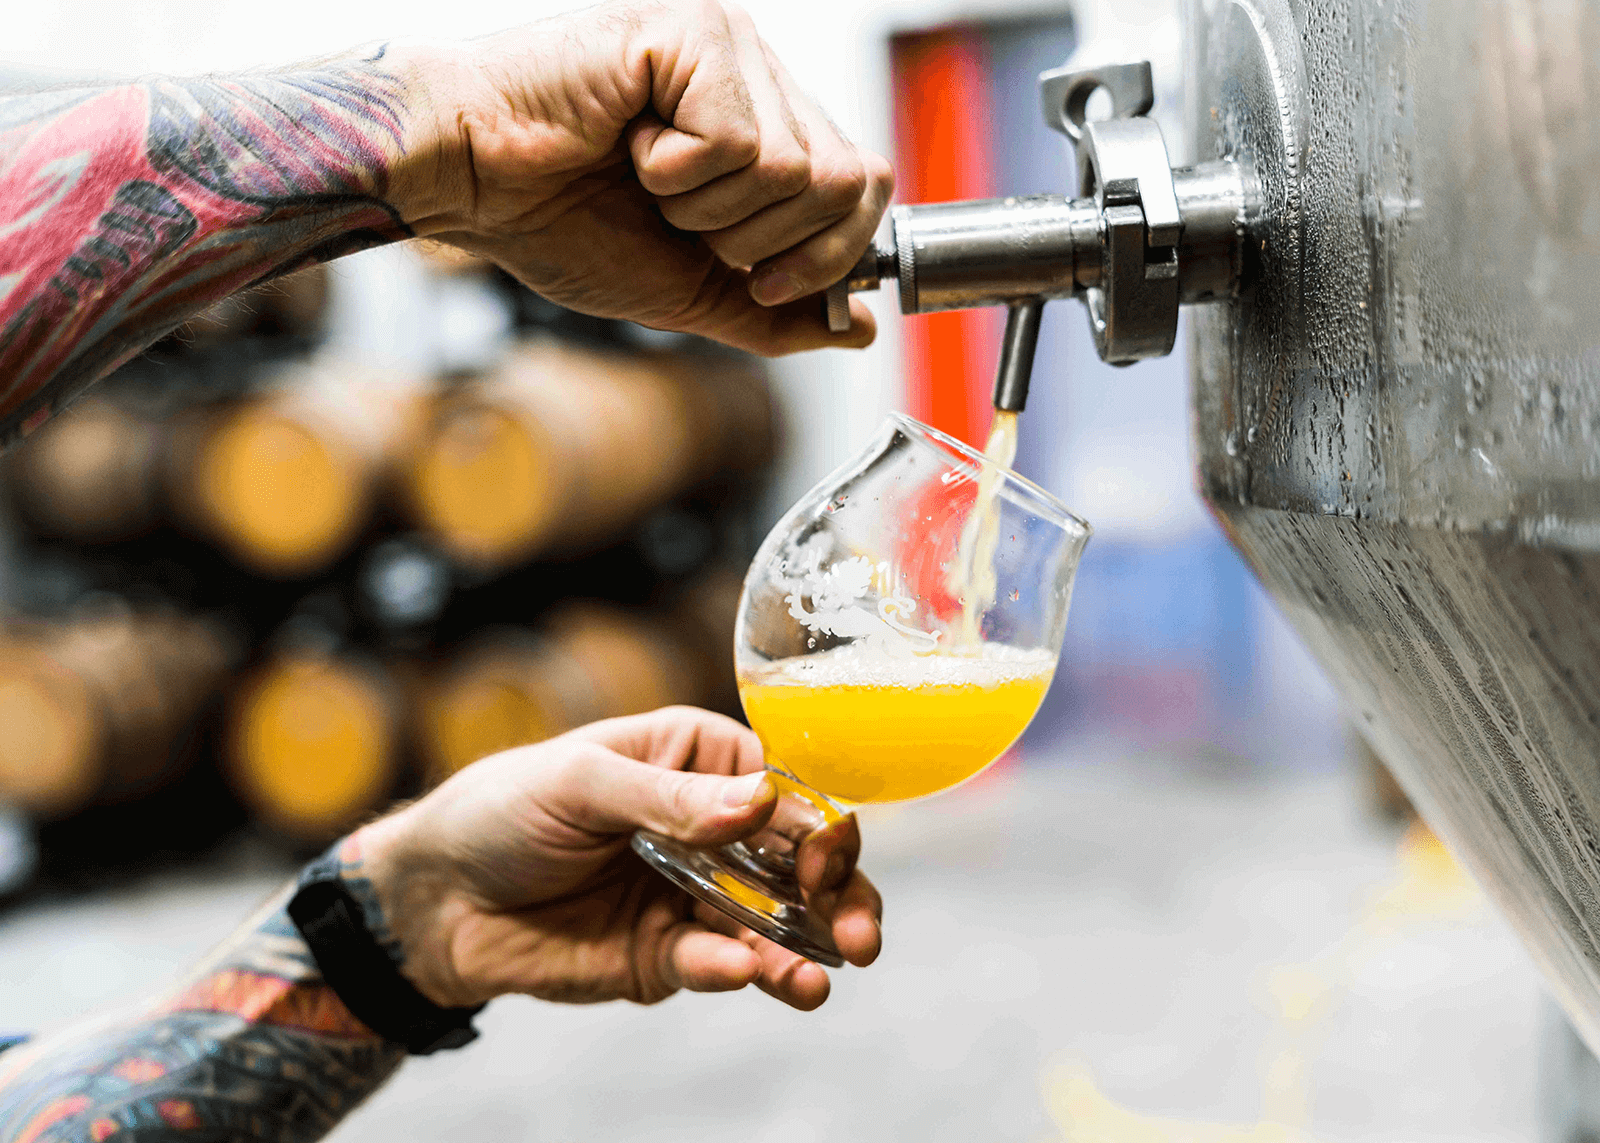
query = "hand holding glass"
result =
(634, 414, 1090, 964)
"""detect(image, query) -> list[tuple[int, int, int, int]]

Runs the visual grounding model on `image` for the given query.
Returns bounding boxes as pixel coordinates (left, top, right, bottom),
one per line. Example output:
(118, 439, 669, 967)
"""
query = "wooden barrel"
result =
(405, 340, 774, 569)
(419, 602, 703, 782)
(167, 363, 429, 577)
(0, 610, 231, 820)
(0, 638, 101, 818)
(7, 397, 164, 541)
(547, 602, 697, 721)
(225, 650, 400, 842)
(418, 633, 589, 782)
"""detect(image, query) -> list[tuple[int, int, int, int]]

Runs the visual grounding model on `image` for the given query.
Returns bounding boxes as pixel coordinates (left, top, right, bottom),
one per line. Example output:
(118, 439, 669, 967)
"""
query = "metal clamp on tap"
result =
(825, 61, 1254, 409)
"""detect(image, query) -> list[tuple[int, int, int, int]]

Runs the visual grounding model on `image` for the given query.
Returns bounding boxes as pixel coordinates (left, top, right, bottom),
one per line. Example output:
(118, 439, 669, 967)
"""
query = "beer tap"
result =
(824, 61, 1256, 411)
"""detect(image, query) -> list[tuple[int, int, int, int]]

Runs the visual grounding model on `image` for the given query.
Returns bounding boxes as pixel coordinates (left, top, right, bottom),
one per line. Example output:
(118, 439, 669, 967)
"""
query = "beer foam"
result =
(742, 642, 1056, 689)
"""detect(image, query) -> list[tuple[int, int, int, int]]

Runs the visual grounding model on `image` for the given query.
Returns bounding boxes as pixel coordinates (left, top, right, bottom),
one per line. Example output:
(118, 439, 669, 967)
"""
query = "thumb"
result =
(551, 744, 777, 845)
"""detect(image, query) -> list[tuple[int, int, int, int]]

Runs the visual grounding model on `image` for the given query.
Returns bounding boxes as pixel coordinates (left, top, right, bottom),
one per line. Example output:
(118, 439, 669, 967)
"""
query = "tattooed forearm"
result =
(0, 49, 413, 446)
(0, 836, 407, 1143)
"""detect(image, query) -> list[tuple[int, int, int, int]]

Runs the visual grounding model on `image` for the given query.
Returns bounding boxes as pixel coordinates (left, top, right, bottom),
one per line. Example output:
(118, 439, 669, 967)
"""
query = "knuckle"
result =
(762, 149, 811, 199)
(547, 745, 592, 793)
(657, 767, 701, 824)
(699, 229, 742, 265)
(684, 0, 722, 25)
(714, 125, 762, 172)
(655, 195, 700, 231)
(816, 159, 868, 215)
(806, 242, 856, 284)
(862, 150, 895, 201)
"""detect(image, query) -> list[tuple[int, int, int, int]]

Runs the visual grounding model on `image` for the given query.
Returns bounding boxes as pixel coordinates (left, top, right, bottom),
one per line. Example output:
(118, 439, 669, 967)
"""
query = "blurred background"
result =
(0, 0, 1581, 1139)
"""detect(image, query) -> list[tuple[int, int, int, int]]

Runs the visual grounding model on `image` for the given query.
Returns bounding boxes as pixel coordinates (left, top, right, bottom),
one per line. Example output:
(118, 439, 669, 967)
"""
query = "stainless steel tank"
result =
(824, 0, 1600, 1046)
(1184, 0, 1600, 1045)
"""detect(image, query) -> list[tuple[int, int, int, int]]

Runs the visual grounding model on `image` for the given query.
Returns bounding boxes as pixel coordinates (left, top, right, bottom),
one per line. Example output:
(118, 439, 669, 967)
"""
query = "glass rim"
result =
(886, 412, 1093, 539)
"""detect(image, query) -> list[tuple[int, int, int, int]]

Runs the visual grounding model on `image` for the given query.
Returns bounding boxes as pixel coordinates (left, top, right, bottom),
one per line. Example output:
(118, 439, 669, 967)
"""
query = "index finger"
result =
(567, 705, 766, 776)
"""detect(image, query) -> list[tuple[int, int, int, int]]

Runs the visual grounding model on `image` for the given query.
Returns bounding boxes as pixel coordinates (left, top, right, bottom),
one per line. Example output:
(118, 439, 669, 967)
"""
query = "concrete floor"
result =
(0, 756, 1551, 1142)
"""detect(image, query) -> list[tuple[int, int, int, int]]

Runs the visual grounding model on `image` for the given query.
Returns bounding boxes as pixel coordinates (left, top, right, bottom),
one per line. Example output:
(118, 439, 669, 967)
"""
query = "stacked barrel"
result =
(0, 257, 774, 888)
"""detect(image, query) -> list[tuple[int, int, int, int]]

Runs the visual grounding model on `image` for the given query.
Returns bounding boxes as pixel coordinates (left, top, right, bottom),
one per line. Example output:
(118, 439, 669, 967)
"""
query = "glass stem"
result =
(725, 770, 843, 878)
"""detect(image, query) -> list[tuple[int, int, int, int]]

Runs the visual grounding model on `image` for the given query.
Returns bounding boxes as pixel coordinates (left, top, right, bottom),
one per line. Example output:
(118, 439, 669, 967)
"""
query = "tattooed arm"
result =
(0, 709, 881, 1143)
(0, 876, 405, 1143)
(0, 0, 891, 449)
(0, 53, 442, 446)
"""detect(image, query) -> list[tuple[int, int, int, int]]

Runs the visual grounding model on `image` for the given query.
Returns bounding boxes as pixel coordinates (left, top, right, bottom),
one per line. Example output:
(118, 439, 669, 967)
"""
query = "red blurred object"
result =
(891, 27, 1003, 449)
(896, 470, 976, 623)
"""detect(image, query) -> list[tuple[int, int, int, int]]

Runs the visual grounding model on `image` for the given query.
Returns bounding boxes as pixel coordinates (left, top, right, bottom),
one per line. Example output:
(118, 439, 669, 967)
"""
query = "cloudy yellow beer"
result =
(738, 646, 1054, 804)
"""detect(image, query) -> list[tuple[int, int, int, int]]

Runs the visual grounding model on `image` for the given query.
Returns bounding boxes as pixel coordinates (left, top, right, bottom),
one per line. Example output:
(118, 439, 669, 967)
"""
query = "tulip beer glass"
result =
(633, 413, 1090, 964)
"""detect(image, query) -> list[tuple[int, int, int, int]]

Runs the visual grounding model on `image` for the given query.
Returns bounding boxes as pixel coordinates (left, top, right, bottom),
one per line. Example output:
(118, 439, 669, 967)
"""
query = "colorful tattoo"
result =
(0, 836, 409, 1143)
(0, 52, 425, 1141)
(0, 49, 412, 447)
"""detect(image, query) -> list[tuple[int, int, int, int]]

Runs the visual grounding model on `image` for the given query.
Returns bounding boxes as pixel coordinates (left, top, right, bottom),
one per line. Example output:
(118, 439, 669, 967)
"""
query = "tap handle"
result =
(824, 280, 852, 333)
(822, 242, 898, 332)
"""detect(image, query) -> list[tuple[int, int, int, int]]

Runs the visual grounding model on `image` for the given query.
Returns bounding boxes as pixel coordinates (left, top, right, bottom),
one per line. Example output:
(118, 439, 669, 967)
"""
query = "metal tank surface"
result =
(1184, 0, 1600, 1044)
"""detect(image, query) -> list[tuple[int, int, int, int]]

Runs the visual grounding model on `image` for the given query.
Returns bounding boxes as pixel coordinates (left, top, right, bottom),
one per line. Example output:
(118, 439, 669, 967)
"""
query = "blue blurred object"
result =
(1045, 532, 1254, 739)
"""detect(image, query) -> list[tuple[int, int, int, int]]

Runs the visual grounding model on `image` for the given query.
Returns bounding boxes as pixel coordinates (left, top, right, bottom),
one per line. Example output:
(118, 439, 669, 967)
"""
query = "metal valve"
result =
(824, 61, 1253, 408)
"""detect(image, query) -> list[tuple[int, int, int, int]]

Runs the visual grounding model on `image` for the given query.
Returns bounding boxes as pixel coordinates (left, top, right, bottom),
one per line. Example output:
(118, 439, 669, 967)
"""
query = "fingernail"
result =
(751, 269, 802, 306)
(723, 771, 773, 807)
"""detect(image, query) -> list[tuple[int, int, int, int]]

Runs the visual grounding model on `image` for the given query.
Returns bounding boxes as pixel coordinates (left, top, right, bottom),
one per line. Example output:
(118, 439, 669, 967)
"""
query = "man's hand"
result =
(0, 0, 886, 444)
(357, 707, 883, 1013)
(394, 0, 893, 356)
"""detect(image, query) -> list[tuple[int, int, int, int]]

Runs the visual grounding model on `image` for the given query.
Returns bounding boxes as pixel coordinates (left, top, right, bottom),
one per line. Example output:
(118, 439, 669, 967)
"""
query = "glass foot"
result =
(631, 831, 844, 968)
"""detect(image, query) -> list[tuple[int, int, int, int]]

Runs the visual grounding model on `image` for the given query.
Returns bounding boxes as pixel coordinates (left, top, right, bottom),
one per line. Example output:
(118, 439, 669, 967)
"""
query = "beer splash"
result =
(949, 410, 1020, 646)
(1036, 824, 1479, 1142)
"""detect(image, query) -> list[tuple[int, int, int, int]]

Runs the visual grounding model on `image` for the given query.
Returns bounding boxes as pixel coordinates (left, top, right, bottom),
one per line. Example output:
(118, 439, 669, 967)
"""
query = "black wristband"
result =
(288, 853, 484, 1056)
